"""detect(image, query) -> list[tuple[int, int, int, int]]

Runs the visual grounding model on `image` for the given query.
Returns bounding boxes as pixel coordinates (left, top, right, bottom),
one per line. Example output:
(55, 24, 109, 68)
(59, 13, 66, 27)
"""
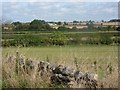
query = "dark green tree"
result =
(29, 19, 51, 30)
(116, 27, 120, 31)
(58, 26, 69, 31)
(86, 20, 94, 31)
(12, 21, 22, 30)
(12, 21, 22, 26)
(57, 22, 62, 25)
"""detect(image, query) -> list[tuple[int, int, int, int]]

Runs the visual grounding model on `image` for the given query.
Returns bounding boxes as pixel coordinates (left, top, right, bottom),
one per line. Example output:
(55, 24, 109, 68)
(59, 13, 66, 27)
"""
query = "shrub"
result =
(50, 31, 68, 46)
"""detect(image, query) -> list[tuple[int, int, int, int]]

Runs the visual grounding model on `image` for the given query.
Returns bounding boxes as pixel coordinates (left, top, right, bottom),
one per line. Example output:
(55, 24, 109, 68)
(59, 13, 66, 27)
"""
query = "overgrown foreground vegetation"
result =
(2, 46, 118, 88)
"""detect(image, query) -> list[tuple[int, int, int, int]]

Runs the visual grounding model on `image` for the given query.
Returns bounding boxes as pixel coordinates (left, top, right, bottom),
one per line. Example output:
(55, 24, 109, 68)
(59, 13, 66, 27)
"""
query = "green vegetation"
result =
(50, 31, 68, 45)
(2, 31, 119, 47)
(12, 19, 52, 31)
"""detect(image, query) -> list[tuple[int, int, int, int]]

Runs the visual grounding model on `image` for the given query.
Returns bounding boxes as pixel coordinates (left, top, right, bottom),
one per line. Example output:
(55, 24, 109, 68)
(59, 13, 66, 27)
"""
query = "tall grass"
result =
(2, 46, 118, 88)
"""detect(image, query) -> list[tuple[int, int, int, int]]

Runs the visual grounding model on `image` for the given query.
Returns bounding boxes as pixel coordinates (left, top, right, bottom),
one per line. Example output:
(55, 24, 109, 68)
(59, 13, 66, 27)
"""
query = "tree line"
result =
(2, 19, 120, 31)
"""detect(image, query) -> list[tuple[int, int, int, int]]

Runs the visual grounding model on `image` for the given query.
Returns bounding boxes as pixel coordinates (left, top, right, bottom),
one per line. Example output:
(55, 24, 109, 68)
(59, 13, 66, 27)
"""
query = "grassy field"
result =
(2, 45, 118, 64)
(2, 45, 118, 87)
(2, 45, 118, 79)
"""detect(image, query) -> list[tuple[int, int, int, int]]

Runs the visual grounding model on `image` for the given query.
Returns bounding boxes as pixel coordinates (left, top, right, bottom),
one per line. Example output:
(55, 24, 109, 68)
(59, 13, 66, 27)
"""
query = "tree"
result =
(29, 19, 51, 30)
(50, 31, 68, 46)
(12, 22, 30, 30)
(101, 20, 104, 22)
(116, 27, 120, 31)
(12, 22, 22, 26)
(17, 24, 30, 30)
(58, 26, 69, 31)
(107, 26, 112, 31)
(100, 34, 112, 45)
(109, 19, 120, 22)
(86, 20, 94, 30)
(64, 22, 68, 25)
(57, 22, 62, 25)
(12, 22, 22, 30)
(73, 20, 79, 23)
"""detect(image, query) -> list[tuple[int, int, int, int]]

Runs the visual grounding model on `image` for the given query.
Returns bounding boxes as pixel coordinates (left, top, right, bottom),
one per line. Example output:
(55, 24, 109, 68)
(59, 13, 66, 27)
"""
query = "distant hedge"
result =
(2, 32, 119, 47)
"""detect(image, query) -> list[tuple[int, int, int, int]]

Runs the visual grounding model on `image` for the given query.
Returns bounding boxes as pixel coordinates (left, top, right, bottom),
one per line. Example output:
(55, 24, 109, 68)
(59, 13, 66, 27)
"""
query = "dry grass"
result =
(2, 46, 118, 88)
(2, 55, 51, 88)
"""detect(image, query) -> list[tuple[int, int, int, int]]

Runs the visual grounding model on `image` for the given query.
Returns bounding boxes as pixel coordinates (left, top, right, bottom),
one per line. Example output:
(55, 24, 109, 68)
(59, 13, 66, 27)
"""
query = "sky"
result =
(2, 1, 119, 23)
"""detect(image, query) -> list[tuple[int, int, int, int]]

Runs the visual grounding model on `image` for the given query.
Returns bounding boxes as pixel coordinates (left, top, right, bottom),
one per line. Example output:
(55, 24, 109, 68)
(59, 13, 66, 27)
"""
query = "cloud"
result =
(2, 2, 118, 22)
(2, 0, 119, 2)
(103, 8, 116, 13)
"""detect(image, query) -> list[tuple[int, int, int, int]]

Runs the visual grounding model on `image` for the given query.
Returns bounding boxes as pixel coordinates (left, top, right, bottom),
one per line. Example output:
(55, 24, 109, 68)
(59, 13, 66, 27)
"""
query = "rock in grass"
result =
(50, 74, 71, 85)
(62, 66, 75, 77)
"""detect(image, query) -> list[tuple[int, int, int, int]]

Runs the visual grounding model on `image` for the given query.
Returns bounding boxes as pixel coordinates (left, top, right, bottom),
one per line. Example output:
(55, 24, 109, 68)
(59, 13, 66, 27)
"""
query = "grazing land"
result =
(2, 31, 119, 88)
(2, 2, 120, 88)
(2, 45, 118, 79)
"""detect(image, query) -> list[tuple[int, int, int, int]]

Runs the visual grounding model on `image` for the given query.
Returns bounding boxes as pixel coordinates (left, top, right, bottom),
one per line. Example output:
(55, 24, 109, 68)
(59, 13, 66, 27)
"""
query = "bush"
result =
(50, 31, 68, 46)
(100, 35, 112, 45)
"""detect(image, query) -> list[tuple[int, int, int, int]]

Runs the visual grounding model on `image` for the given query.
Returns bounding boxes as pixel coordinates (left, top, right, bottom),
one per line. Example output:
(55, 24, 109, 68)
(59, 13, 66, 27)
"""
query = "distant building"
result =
(80, 22, 87, 26)
(2, 24, 14, 30)
(52, 25, 88, 29)
(48, 23, 57, 26)
(67, 22, 74, 26)
(102, 22, 119, 27)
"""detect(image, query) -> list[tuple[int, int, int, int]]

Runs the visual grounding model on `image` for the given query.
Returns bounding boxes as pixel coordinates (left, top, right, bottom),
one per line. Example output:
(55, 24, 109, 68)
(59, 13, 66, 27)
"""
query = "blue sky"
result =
(2, 2, 118, 22)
